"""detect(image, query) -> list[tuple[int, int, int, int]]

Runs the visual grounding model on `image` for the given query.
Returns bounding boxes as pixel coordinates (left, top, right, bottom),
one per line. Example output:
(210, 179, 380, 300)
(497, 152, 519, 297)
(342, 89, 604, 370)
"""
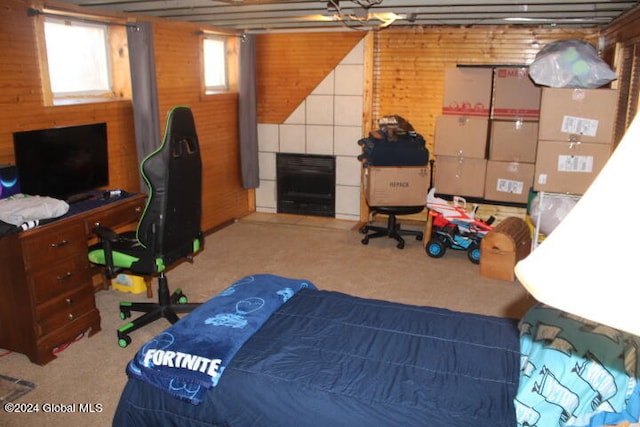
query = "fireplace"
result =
(276, 153, 336, 217)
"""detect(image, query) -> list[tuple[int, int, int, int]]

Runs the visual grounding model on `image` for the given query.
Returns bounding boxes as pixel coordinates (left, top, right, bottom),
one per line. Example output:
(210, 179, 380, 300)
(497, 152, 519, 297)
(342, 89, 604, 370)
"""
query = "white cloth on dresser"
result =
(0, 194, 69, 226)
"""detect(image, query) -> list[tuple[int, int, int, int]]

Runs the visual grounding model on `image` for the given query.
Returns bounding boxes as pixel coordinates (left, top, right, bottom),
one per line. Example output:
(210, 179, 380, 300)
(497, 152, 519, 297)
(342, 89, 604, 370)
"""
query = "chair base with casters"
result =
(360, 206, 424, 249)
(117, 272, 202, 348)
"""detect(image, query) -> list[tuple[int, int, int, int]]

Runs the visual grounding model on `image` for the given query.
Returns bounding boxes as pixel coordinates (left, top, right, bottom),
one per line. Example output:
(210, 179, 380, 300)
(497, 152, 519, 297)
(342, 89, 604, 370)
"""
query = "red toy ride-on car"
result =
(425, 188, 494, 264)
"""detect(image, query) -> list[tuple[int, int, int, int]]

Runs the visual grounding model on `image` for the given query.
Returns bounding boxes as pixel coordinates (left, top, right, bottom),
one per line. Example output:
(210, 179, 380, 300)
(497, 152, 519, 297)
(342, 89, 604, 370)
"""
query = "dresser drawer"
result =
(31, 255, 91, 305)
(21, 222, 87, 271)
(84, 197, 145, 233)
(36, 287, 96, 338)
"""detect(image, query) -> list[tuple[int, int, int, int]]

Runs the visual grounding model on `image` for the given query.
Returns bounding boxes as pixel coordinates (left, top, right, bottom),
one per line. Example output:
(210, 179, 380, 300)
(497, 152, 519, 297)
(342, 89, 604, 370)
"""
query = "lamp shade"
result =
(515, 112, 640, 336)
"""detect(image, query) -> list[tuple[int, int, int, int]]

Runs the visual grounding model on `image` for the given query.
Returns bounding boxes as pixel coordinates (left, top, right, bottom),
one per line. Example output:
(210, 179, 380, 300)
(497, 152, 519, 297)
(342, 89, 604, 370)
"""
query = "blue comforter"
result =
(115, 285, 520, 426)
(125, 274, 315, 404)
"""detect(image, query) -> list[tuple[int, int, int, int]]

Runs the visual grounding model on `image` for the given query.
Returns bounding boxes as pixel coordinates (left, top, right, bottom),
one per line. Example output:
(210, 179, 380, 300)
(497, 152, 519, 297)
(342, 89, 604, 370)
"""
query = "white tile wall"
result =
(279, 124, 306, 153)
(257, 123, 279, 152)
(256, 39, 365, 220)
(306, 95, 334, 125)
(334, 96, 363, 126)
(335, 65, 363, 96)
(306, 125, 334, 155)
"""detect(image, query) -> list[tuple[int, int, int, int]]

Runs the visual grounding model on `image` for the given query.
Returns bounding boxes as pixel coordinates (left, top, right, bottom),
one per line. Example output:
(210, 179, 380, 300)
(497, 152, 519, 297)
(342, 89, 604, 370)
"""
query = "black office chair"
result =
(360, 206, 424, 249)
(88, 106, 203, 348)
(358, 116, 428, 249)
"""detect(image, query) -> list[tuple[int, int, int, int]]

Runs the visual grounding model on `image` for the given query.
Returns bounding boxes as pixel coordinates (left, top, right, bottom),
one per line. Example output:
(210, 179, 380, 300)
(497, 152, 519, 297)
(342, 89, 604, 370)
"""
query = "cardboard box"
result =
(484, 160, 534, 204)
(364, 166, 429, 206)
(442, 67, 493, 117)
(492, 67, 542, 120)
(538, 88, 618, 144)
(480, 217, 531, 281)
(489, 120, 539, 163)
(434, 116, 488, 159)
(533, 140, 612, 195)
(434, 156, 487, 198)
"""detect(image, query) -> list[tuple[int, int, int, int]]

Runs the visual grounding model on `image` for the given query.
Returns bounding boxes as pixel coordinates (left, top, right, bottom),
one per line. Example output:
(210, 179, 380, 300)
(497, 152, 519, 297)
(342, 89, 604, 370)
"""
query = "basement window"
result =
(39, 14, 130, 106)
(203, 36, 229, 93)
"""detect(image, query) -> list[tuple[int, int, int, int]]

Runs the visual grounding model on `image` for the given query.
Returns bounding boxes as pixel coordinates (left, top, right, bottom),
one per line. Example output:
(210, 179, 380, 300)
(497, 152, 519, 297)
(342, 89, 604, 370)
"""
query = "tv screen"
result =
(13, 123, 109, 200)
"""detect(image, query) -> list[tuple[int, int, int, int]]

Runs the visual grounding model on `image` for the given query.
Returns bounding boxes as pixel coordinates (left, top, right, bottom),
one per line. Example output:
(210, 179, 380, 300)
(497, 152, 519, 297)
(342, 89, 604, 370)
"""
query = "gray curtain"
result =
(238, 34, 259, 189)
(127, 22, 161, 193)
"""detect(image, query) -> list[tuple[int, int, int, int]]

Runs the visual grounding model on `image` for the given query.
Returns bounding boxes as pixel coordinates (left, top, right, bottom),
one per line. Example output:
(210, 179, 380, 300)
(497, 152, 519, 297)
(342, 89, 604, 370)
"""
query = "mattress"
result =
(113, 288, 521, 427)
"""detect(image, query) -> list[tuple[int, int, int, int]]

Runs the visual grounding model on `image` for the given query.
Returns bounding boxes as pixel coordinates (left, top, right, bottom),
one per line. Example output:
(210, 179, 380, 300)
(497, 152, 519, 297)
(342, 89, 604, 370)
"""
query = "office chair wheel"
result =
(396, 241, 405, 249)
(118, 335, 132, 348)
(119, 308, 131, 320)
(171, 289, 189, 304)
(416, 233, 423, 241)
(361, 236, 370, 245)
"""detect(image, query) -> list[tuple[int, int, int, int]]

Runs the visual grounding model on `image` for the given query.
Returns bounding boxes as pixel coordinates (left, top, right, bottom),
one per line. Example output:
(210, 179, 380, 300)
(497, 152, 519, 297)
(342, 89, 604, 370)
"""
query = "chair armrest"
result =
(91, 225, 121, 279)
(92, 225, 119, 242)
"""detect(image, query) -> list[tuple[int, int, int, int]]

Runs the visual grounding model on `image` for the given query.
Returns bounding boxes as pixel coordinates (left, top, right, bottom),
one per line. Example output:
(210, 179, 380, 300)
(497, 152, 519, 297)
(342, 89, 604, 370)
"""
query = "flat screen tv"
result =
(13, 122, 109, 200)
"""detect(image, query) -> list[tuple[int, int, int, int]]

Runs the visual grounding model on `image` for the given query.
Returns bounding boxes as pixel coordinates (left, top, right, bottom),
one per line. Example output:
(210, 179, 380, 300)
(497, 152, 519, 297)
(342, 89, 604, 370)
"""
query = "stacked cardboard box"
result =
(484, 67, 541, 204)
(434, 66, 541, 204)
(434, 67, 492, 197)
(533, 88, 618, 195)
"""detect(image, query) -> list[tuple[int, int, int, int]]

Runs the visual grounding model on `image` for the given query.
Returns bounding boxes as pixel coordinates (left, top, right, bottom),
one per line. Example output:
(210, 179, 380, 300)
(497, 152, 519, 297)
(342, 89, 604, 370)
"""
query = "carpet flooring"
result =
(0, 374, 36, 403)
(0, 214, 536, 427)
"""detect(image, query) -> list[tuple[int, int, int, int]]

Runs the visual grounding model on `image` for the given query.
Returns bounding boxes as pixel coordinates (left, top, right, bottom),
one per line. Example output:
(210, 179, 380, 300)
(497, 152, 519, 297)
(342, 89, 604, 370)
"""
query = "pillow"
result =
(516, 304, 640, 427)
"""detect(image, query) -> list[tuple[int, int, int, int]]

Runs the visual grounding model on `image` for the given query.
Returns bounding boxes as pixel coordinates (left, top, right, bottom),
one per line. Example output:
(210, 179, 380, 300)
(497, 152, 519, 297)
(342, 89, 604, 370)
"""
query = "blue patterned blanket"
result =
(125, 274, 316, 404)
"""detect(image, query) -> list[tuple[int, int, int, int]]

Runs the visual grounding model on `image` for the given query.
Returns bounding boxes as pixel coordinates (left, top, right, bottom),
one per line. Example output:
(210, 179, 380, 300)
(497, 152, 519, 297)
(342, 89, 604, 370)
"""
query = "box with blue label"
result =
(111, 273, 147, 294)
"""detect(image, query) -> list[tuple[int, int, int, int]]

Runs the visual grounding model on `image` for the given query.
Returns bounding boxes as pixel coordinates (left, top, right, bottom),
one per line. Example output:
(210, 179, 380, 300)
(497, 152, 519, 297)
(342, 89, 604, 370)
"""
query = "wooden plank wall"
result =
(372, 26, 600, 157)
(0, 0, 252, 233)
(152, 21, 251, 229)
(3, 0, 639, 230)
(256, 32, 366, 123)
(0, 1, 140, 193)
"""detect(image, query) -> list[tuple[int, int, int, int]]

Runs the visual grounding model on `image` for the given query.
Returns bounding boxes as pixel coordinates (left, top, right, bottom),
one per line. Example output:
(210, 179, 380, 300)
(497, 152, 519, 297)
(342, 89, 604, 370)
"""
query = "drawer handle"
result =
(68, 313, 75, 321)
(51, 239, 69, 248)
(65, 298, 73, 305)
(56, 272, 73, 281)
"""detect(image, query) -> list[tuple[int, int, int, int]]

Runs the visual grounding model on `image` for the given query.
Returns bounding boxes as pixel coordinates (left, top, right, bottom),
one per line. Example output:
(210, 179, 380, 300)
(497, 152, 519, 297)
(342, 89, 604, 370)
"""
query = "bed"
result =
(112, 274, 640, 427)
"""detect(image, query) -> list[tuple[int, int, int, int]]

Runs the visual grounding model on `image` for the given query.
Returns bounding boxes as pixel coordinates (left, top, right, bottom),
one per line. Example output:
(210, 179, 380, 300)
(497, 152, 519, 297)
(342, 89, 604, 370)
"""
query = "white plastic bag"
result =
(529, 39, 617, 88)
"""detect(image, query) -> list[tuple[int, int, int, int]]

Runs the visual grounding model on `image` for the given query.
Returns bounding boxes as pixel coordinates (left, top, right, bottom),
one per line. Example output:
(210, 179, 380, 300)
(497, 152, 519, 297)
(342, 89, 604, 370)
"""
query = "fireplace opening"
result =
(276, 153, 336, 217)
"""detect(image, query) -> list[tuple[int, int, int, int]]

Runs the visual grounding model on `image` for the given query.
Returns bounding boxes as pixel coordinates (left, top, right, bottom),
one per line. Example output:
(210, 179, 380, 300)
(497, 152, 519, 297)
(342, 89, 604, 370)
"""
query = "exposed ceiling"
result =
(53, 0, 640, 33)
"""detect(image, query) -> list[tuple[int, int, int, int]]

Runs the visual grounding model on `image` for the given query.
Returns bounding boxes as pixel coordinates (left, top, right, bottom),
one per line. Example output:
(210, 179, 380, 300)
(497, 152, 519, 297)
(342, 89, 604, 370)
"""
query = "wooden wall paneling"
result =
(255, 32, 366, 123)
(153, 21, 251, 231)
(0, 1, 139, 192)
(373, 27, 600, 156)
(602, 6, 640, 46)
(0, 1, 250, 234)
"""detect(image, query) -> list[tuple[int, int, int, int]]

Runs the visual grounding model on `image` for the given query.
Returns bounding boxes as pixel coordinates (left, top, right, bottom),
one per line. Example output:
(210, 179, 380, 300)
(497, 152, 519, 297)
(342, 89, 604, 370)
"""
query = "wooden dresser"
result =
(0, 193, 146, 365)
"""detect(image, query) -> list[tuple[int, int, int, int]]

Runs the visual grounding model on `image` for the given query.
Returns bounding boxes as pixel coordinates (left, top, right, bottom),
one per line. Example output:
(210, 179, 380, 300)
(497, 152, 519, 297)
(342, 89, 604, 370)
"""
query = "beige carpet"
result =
(0, 215, 536, 427)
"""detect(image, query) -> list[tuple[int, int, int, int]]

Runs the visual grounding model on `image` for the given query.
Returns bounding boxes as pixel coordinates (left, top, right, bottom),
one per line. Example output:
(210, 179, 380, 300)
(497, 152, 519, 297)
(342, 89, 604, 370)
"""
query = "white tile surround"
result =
(255, 40, 365, 221)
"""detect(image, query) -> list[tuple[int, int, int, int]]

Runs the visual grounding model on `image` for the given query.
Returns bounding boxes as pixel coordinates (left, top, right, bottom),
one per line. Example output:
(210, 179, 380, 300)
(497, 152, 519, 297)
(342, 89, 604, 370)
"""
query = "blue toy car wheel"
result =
(426, 239, 446, 258)
(467, 242, 481, 264)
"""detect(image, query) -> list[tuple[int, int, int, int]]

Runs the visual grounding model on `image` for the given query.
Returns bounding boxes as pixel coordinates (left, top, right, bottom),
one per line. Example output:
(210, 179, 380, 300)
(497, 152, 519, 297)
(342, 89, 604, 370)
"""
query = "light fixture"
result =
(323, 0, 404, 30)
(515, 112, 640, 336)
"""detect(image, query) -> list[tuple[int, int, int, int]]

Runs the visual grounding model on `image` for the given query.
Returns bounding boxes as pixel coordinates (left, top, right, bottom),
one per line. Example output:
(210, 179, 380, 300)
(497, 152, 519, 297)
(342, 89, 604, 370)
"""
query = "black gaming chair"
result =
(88, 106, 203, 348)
